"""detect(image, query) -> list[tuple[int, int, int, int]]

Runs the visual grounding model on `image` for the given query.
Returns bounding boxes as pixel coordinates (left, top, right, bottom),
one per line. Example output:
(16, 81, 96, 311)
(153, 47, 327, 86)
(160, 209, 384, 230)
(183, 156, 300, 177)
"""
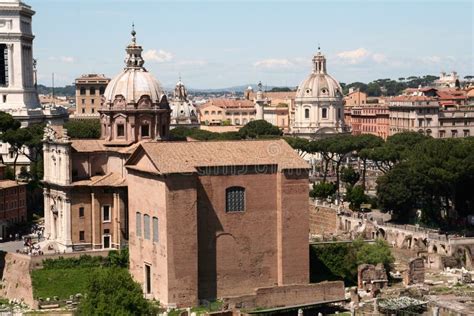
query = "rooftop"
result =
(200, 98, 255, 109)
(127, 139, 309, 174)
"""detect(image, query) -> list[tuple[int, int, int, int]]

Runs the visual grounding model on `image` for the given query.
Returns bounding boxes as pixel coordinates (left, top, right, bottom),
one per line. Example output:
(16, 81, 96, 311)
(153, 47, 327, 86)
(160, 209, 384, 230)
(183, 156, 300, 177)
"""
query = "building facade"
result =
(292, 49, 346, 138)
(346, 105, 389, 139)
(74, 74, 110, 118)
(198, 99, 255, 126)
(388, 96, 440, 137)
(0, 164, 26, 238)
(344, 89, 368, 107)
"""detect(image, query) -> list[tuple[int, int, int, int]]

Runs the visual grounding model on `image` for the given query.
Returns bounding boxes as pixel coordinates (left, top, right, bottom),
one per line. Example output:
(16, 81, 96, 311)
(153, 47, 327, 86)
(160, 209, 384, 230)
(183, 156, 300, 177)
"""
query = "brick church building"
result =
(42, 30, 343, 308)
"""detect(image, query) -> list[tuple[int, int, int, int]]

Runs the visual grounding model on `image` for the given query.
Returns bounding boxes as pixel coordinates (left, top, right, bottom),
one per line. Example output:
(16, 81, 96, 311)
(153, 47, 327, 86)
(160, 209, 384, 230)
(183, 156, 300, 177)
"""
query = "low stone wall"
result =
(0, 252, 35, 308)
(223, 281, 345, 310)
(309, 205, 337, 235)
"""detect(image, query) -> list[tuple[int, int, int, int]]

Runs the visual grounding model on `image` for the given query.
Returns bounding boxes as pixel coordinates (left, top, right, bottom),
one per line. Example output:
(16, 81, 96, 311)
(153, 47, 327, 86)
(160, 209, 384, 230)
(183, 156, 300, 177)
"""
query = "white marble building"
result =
(0, 0, 67, 171)
(291, 49, 346, 138)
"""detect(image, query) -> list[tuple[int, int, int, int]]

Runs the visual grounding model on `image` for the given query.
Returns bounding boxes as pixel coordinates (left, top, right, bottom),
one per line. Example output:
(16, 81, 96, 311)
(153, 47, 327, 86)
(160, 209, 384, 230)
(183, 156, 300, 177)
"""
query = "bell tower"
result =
(0, 0, 40, 110)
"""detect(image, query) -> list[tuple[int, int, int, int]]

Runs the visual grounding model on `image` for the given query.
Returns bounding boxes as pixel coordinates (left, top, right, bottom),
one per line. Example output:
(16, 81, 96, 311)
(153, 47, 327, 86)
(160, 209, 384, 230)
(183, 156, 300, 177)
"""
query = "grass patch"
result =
(31, 267, 106, 300)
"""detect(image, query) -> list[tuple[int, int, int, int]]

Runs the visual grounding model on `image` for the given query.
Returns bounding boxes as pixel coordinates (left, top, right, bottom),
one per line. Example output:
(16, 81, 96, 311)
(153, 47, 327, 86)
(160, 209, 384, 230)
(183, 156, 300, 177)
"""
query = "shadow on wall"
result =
(197, 179, 227, 302)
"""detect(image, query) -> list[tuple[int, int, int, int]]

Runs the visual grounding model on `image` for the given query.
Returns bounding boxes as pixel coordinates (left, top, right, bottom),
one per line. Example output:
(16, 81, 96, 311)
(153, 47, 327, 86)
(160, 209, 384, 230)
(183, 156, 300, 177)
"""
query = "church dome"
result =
(170, 79, 199, 126)
(295, 50, 343, 100)
(103, 29, 166, 107)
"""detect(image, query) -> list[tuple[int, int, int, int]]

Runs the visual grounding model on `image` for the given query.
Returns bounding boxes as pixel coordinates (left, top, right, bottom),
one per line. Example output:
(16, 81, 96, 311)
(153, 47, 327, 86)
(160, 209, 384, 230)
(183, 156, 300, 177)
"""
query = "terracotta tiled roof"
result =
(389, 95, 437, 102)
(71, 139, 143, 154)
(200, 99, 255, 109)
(436, 90, 466, 100)
(73, 172, 126, 187)
(129, 139, 309, 174)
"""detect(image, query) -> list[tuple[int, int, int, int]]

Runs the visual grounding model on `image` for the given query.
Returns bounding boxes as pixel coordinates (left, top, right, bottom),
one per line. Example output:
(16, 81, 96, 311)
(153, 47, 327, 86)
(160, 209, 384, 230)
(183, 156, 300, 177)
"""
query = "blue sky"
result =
(29, 0, 473, 89)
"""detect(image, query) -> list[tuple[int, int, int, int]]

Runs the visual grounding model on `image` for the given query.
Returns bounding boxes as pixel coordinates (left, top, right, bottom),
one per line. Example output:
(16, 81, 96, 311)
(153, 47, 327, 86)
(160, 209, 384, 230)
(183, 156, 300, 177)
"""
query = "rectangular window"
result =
(136, 212, 142, 237)
(91, 99, 95, 104)
(143, 214, 150, 240)
(81, 99, 85, 105)
(81, 108, 85, 113)
(90, 87, 96, 95)
(141, 124, 150, 137)
(79, 207, 84, 218)
(0, 44, 8, 87)
(91, 108, 95, 113)
(145, 264, 151, 294)
(322, 108, 328, 119)
(79, 231, 85, 241)
(103, 235, 111, 249)
(226, 187, 245, 212)
(117, 124, 125, 137)
(102, 205, 111, 222)
(152, 217, 158, 243)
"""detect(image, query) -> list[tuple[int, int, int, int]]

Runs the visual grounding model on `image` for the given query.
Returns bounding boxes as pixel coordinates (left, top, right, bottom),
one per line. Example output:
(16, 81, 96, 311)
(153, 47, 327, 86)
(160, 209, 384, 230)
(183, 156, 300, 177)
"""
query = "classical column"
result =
(113, 192, 118, 248)
(64, 197, 72, 248)
(91, 192, 96, 249)
(6, 44, 13, 87)
(43, 190, 51, 239)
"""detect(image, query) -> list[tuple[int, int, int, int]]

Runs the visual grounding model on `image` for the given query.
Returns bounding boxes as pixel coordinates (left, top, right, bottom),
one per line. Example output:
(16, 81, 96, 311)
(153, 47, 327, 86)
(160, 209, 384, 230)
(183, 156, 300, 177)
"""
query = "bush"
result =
(310, 238, 394, 286)
(42, 250, 129, 269)
(78, 268, 158, 315)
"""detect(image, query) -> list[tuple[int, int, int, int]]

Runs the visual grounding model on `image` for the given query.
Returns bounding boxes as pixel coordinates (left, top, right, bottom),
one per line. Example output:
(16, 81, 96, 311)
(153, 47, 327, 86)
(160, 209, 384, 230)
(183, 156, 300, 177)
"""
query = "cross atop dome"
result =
(124, 24, 145, 69)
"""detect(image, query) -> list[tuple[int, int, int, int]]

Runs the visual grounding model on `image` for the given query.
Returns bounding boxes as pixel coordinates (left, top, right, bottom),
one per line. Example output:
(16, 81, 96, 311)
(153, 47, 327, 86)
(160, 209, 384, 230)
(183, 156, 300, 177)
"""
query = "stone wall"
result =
(0, 252, 35, 308)
(222, 281, 345, 310)
(403, 257, 425, 285)
(309, 205, 337, 236)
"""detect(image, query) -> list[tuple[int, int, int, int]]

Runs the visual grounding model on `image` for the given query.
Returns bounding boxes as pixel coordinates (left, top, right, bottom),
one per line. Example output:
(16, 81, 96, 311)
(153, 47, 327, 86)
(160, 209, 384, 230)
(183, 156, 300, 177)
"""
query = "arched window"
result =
(322, 108, 328, 119)
(152, 217, 159, 243)
(235, 118, 240, 125)
(226, 186, 245, 212)
(136, 212, 142, 237)
(143, 214, 150, 240)
(304, 108, 310, 119)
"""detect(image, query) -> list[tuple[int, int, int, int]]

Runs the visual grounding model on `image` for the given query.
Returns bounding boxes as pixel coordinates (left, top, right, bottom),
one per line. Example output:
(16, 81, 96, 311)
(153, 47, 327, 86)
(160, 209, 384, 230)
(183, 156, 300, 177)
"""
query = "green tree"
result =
(355, 239, 394, 271)
(346, 185, 368, 211)
(79, 268, 157, 316)
(284, 136, 309, 158)
(352, 134, 384, 189)
(64, 119, 101, 139)
(238, 120, 282, 139)
(310, 182, 336, 200)
(341, 166, 360, 187)
(0, 112, 21, 132)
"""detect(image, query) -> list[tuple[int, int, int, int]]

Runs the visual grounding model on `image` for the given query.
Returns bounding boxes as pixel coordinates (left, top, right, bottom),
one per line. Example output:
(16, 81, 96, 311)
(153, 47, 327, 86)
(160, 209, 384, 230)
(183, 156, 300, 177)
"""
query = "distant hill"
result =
(37, 84, 75, 97)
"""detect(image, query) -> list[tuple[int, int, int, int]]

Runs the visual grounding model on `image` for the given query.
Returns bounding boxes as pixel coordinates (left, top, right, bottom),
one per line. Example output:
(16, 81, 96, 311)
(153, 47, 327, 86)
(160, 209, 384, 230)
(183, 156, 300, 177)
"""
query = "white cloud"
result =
(253, 58, 293, 69)
(143, 49, 173, 63)
(48, 56, 76, 63)
(336, 48, 370, 64)
(421, 56, 442, 64)
(372, 53, 387, 63)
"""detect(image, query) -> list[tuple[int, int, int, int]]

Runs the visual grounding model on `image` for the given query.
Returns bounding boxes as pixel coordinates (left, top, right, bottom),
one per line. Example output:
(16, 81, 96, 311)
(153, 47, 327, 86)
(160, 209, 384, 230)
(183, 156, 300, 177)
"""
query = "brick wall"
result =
(309, 205, 337, 235)
(223, 281, 345, 310)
